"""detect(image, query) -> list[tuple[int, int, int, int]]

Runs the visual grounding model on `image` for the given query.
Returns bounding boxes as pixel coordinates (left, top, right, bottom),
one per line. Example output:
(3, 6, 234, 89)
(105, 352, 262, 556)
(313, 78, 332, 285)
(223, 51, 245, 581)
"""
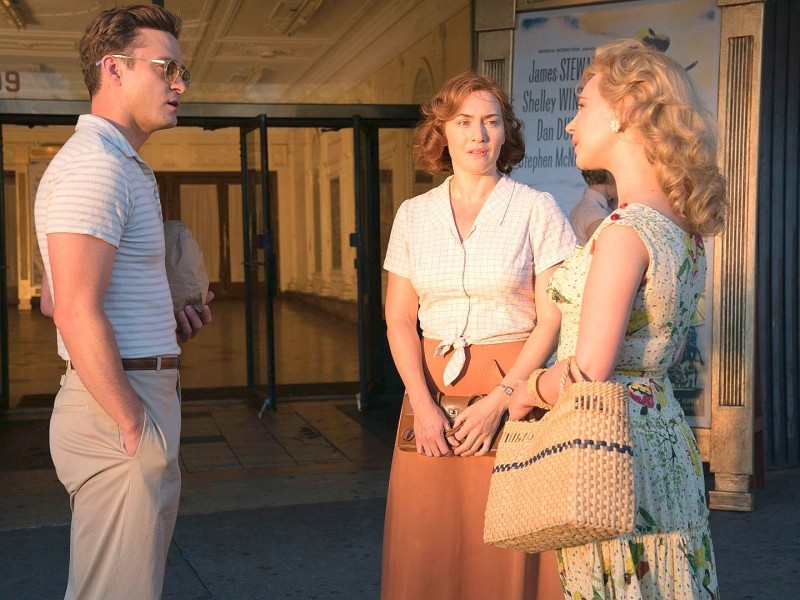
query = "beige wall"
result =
(344, 7, 471, 104)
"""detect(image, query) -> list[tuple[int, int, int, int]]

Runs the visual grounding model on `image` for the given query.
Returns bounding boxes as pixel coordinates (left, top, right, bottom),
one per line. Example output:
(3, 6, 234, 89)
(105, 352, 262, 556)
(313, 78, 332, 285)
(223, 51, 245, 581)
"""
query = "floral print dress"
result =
(547, 203, 719, 599)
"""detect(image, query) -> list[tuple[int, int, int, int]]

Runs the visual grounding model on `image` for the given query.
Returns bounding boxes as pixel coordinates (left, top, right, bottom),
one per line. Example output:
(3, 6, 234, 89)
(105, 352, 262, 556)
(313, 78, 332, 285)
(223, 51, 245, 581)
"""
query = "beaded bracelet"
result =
(527, 368, 554, 412)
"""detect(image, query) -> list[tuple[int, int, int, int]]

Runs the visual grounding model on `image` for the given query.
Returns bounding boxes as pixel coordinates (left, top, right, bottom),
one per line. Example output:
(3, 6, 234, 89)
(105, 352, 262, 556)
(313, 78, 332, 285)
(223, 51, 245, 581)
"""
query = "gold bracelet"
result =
(527, 368, 554, 411)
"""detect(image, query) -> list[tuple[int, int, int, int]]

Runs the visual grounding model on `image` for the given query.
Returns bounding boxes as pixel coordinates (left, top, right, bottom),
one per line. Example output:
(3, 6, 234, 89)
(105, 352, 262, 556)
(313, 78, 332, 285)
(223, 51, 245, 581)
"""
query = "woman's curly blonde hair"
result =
(413, 72, 525, 175)
(583, 39, 726, 236)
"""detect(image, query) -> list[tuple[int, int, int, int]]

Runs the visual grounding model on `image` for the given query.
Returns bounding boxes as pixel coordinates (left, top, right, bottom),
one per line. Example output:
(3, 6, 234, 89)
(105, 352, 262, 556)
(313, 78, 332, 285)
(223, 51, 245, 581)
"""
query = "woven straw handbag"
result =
(483, 357, 635, 553)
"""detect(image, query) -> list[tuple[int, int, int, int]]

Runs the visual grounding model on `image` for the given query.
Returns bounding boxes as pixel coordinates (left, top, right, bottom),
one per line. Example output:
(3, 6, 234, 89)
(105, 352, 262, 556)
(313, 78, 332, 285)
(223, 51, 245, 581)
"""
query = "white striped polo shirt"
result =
(34, 114, 180, 360)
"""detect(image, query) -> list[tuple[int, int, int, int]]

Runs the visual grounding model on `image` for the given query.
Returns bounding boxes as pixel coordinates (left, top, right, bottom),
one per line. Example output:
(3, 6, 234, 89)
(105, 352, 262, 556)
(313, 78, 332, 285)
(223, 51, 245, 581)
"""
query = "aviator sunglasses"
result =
(96, 54, 191, 87)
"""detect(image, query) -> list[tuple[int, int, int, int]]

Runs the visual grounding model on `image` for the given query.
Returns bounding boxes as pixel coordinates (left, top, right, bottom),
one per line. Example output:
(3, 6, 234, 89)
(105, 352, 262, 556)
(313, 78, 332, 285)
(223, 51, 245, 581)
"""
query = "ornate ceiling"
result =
(0, 0, 468, 103)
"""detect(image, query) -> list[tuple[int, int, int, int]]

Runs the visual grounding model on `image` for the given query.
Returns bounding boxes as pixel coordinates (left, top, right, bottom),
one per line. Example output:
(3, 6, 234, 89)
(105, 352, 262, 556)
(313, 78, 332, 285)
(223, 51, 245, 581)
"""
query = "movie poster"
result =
(512, 0, 720, 426)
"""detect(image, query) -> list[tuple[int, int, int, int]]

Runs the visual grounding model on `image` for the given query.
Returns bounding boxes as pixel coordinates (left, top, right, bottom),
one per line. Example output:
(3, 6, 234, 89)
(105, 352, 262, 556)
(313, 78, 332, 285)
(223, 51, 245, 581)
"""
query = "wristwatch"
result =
(497, 383, 515, 395)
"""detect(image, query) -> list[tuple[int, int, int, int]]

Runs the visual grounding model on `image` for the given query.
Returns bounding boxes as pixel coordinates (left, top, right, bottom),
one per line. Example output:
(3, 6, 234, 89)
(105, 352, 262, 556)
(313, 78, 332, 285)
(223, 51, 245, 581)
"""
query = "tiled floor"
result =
(0, 297, 397, 531)
(0, 393, 398, 599)
(0, 398, 398, 530)
(178, 401, 393, 474)
(5, 297, 362, 409)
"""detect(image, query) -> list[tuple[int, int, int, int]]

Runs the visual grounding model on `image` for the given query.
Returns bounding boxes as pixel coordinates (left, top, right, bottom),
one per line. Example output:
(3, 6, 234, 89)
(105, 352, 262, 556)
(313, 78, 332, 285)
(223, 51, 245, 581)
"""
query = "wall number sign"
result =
(1, 71, 21, 93)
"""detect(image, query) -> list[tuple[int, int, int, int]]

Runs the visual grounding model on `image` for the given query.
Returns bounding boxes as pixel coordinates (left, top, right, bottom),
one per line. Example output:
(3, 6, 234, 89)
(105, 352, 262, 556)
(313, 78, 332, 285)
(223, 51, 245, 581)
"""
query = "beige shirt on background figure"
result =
(569, 186, 614, 246)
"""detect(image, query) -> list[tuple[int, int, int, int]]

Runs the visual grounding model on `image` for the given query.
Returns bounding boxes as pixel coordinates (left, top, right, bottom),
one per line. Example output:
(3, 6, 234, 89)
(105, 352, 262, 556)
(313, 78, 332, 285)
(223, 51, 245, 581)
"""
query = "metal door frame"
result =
(352, 117, 384, 410)
(240, 116, 277, 414)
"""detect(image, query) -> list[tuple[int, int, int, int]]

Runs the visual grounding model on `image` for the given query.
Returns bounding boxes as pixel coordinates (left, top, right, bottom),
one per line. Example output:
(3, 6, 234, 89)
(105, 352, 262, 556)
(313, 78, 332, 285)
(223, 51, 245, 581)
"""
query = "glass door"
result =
(240, 116, 276, 412)
(157, 173, 249, 395)
(352, 120, 424, 409)
(262, 125, 361, 397)
(352, 117, 382, 410)
(365, 126, 429, 409)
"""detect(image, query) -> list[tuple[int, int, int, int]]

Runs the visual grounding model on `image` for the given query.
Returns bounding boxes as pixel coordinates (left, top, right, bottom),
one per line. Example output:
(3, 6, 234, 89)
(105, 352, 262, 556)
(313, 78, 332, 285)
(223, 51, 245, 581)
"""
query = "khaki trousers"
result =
(50, 366, 181, 600)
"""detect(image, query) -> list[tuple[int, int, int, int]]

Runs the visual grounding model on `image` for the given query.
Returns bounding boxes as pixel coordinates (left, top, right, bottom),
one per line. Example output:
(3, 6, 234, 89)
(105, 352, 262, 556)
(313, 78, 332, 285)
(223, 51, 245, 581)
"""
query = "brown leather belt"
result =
(66, 356, 181, 372)
(122, 356, 181, 370)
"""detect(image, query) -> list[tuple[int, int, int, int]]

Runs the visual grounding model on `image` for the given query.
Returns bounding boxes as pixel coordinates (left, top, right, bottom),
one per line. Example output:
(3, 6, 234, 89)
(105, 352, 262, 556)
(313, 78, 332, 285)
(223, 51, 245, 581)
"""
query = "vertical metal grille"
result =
(483, 59, 506, 89)
(719, 35, 754, 409)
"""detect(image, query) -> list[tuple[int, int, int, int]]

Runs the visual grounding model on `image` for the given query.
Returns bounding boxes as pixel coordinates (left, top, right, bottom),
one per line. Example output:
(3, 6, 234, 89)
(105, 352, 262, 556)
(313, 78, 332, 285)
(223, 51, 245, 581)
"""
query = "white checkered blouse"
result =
(384, 175, 576, 384)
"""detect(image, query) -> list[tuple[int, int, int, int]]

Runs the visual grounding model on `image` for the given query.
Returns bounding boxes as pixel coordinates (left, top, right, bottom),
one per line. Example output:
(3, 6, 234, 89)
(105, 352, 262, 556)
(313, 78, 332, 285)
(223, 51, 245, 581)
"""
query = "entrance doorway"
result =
(0, 105, 418, 411)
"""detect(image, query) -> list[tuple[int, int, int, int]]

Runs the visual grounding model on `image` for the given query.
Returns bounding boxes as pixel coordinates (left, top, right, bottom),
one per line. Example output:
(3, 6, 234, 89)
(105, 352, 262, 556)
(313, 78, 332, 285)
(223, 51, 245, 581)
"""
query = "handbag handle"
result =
(436, 393, 488, 440)
(444, 422, 463, 439)
(434, 391, 486, 406)
(559, 356, 587, 393)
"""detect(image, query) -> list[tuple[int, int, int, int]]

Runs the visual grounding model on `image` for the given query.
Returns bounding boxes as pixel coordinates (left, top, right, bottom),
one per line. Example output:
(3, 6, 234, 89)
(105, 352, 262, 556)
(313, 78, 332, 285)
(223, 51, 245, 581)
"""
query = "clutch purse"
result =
(483, 357, 635, 553)
(164, 220, 209, 315)
(397, 392, 508, 456)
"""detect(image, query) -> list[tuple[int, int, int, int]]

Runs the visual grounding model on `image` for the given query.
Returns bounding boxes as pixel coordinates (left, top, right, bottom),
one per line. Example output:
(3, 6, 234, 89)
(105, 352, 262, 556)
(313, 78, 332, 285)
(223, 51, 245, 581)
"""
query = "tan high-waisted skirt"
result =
(380, 338, 561, 600)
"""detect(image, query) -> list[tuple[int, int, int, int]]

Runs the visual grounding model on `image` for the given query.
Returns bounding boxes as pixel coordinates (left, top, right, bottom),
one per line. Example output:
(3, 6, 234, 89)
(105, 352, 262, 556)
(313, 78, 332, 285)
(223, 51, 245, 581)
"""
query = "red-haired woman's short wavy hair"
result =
(413, 72, 525, 175)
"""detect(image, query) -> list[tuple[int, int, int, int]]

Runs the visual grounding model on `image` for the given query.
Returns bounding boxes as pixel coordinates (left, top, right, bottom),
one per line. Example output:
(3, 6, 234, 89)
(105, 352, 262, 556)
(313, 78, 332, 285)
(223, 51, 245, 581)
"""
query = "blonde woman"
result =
(509, 39, 725, 599)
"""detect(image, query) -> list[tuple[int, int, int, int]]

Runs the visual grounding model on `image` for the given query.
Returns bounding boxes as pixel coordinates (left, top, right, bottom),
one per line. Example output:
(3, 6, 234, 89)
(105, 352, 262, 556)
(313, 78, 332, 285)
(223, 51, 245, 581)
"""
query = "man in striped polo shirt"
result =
(34, 5, 211, 599)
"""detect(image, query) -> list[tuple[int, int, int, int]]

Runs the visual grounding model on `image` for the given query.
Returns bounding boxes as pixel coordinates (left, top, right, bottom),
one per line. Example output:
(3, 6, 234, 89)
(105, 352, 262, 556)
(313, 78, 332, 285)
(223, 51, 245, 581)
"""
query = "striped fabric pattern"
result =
(34, 114, 180, 360)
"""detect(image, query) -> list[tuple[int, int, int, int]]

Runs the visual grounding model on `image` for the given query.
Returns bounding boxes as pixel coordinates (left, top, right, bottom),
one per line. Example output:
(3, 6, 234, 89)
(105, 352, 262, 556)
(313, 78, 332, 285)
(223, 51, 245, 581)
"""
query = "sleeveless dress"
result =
(547, 203, 720, 599)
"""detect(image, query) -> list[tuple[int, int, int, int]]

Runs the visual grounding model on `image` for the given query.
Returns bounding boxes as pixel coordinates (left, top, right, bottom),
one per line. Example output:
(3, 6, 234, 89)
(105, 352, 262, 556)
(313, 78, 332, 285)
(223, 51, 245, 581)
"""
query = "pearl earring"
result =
(610, 117, 621, 133)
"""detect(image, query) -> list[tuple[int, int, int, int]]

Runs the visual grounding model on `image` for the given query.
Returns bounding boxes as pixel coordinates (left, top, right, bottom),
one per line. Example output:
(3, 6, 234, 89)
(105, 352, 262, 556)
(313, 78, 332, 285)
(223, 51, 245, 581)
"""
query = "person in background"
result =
(34, 5, 212, 599)
(510, 38, 725, 599)
(381, 71, 575, 600)
(569, 168, 618, 245)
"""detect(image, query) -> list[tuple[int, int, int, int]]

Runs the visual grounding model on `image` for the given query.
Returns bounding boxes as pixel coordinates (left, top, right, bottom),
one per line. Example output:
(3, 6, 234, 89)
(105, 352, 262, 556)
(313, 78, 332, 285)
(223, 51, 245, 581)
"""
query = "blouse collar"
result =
(430, 174, 517, 235)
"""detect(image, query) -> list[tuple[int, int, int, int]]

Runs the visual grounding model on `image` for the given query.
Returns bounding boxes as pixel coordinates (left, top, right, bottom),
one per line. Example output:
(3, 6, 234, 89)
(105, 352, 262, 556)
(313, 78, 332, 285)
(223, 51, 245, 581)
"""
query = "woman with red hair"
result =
(381, 72, 575, 599)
